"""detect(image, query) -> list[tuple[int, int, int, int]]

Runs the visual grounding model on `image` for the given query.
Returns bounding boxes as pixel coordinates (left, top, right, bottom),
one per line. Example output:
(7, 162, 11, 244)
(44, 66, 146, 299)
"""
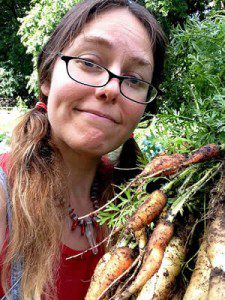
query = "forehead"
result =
(71, 8, 153, 67)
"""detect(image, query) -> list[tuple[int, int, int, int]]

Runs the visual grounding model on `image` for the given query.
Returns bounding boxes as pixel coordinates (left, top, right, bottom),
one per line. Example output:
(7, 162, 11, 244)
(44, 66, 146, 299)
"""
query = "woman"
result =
(0, 0, 166, 299)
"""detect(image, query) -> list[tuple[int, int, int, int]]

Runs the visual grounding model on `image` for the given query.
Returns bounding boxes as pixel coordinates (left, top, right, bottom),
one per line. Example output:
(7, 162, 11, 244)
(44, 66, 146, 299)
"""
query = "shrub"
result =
(146, 12, 225, 153)
(0, 64, 18, 106)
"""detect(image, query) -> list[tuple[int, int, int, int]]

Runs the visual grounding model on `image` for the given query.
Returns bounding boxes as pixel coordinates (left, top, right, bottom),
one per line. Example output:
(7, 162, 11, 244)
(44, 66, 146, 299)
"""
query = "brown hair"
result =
(2, 1, 167, 299)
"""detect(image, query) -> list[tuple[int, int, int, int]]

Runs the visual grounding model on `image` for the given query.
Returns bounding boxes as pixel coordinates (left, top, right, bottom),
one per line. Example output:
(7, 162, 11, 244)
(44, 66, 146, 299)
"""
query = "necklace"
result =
(68, 179, 100, 255)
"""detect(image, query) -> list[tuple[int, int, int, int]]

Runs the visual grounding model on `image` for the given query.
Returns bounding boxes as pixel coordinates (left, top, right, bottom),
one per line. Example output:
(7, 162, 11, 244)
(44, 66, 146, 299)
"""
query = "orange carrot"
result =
(183, 144, 220, 166)
(85, 247, 134, 300)
(138, 144, 221, 180)
(120, 220, 174, 299)
(139, 153, 187, 178)
(125, 190, 167, 233)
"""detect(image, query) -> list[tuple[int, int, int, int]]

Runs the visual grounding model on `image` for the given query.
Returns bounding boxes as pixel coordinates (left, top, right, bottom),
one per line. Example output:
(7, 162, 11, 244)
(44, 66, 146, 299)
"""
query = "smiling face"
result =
(41, 8, 154, 158)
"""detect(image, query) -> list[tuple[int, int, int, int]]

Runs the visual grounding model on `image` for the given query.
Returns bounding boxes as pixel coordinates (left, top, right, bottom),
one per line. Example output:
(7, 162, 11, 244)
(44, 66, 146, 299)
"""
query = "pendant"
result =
(84, 217, 98, 255)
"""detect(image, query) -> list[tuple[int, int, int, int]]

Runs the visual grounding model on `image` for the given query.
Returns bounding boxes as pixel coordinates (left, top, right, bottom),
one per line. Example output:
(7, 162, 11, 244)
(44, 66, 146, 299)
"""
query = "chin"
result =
(58, 128, 125, 157)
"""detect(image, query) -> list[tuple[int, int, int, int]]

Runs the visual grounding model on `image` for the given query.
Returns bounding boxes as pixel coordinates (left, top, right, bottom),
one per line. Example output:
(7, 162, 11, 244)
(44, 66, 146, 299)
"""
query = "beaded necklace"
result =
(68, 179, 100, 255)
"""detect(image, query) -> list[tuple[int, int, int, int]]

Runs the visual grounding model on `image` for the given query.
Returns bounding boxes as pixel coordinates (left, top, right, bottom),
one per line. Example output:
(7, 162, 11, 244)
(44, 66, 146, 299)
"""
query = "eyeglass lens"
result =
(67, 58, 156, 103)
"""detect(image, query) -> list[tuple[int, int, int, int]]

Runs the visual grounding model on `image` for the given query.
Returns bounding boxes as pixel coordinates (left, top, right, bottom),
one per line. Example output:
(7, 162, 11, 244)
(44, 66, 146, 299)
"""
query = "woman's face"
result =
(42, 8, 154, 157)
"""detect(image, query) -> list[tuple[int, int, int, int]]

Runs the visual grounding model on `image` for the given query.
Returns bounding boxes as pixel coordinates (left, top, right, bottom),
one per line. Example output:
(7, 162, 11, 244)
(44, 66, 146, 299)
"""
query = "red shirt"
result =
(56, 245, 104, 300)
(0, 237, 104, 299)
(0, 152, 10, 174)
(0, 153, 105, 299)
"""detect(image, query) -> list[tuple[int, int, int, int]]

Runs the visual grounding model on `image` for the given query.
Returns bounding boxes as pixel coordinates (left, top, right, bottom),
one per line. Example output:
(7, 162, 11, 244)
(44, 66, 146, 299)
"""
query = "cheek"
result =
(47, 61, 89, 107)
(47, 80, 91, 116)
(125, 105, 146, 130)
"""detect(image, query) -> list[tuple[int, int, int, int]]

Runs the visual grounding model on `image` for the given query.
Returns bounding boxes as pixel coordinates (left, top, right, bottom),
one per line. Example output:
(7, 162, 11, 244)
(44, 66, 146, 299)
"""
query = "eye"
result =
(126, 76, 142, 87)
(124, 77, 146, 90)
(75, 58, 104, 73)
(79, 54, 102, 66)
(128, 77, 140, 85)
(82, 59, 96, 68)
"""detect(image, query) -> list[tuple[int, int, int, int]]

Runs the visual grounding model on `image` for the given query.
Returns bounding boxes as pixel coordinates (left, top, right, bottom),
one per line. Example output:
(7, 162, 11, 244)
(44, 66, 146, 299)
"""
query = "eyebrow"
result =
(80, 35, 152, 68)
(81, 35, 114, 49)
(127, 56, 152, 68)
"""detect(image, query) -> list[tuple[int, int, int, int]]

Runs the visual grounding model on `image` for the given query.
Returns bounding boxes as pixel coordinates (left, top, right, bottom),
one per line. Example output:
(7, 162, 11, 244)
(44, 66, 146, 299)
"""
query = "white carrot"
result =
(206, 206, 225, 299)
(137, 235, 186, 300)
(183, 238, 211, 300)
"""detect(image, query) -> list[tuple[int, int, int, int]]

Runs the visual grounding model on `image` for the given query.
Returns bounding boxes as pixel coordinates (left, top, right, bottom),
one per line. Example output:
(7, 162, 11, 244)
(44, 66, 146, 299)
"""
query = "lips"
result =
(75, 108, 120, 124)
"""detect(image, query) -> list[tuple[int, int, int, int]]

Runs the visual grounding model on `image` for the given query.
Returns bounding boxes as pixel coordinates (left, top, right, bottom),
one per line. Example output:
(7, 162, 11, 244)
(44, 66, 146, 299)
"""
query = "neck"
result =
(58, 145, 101, 211)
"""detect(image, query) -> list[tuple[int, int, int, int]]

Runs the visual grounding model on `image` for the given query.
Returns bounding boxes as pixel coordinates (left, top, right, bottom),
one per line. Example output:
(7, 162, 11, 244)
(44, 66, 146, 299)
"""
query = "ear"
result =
(41, 82, 50, 96)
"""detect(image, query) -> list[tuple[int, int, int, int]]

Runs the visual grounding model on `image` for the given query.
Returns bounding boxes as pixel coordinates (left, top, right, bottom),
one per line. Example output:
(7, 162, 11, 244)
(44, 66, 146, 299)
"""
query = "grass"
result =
(0, 107, 27, 153)
(0, 108, 25, 134)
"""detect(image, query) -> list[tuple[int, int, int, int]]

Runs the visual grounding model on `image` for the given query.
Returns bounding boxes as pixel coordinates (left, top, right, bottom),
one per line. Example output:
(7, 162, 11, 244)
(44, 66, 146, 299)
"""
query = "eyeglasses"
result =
(57, 52, 157, 104)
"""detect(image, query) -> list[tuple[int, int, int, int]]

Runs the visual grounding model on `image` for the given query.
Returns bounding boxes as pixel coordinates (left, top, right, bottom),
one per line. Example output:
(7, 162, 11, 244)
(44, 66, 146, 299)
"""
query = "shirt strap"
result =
(0, 167, 23, 300)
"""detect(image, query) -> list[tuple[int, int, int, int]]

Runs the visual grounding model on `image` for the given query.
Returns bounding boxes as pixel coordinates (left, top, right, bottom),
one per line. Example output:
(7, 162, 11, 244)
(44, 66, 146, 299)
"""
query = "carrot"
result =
(135, 228, 147, 250)
(85, 247, 134, 300)
(139, 153, 187, 178)
(137, 144, 221, 181)
(120, 220, 174, 299)
(125, 190, 167, 233)
(206, 206, 225, 300)
(206, 206, 225, 272)
(183, 238, 211, 300)
(85, 252, 112, 300)
(207, 267, 225, 300)
(143, 220, 174, 263)
(136, 234, 186, 300)
(184, 144, 221, 166)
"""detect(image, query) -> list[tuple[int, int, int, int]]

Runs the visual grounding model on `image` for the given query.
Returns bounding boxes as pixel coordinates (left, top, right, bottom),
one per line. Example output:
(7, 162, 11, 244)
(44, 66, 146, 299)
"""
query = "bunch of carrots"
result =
(76, 144, 225, 300)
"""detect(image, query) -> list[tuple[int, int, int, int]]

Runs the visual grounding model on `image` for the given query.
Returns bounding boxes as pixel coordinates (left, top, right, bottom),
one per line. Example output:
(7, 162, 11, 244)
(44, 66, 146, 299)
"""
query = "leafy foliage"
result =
(98, 160, 221, 229)
(142, 12, 225, 154)
(98, 185, 140, 228)
(140, 134, 164, 160)
(144, 0, 222, 34)
(18, 0, 79, 96)
(0, 64, 19, 100)
(0, 0, 34, 105)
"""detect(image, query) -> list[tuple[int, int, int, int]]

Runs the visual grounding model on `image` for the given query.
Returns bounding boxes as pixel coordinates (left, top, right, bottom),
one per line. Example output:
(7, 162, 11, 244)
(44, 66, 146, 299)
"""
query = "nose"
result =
(95, 78, 121, 103)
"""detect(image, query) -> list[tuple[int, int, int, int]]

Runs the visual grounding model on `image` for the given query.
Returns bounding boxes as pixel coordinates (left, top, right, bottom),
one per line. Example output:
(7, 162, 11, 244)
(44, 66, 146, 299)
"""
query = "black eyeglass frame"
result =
(57, 52, 157, 105)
